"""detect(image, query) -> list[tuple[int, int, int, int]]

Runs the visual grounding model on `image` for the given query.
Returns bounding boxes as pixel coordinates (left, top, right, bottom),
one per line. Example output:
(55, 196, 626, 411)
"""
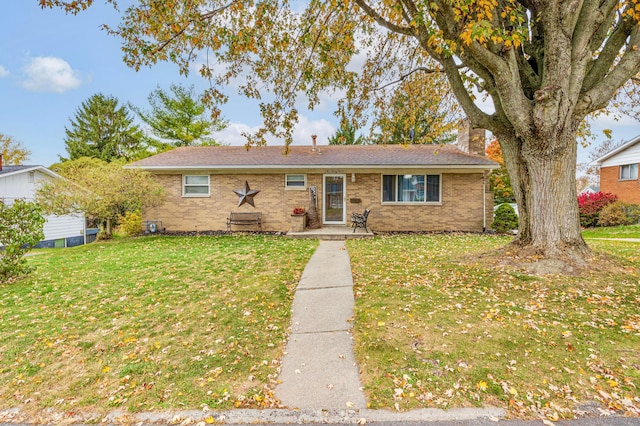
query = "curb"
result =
(1, 406, 506, 425)
(107, 407, 507, 424)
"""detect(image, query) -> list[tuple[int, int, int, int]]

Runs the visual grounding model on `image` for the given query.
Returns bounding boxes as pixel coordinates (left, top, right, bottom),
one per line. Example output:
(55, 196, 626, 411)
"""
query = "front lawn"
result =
(582, 224, 640, 239)
(0, 236, 317, 416)
(348, 234, 640, 419)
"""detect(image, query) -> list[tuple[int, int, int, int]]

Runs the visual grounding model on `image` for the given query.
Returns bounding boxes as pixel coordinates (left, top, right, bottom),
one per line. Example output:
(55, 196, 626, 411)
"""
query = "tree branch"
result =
(149, 1, 238, 57)
(354, 0, 415, 36)
(580, 25, 640, 114)
(582, 13, 636, 92)
(374, 66, 450, 91)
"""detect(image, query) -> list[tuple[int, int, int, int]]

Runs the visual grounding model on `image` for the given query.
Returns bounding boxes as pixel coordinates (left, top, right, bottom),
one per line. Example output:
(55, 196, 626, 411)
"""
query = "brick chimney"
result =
(311, 134, 317, 152)
(457, 119, 486, 156)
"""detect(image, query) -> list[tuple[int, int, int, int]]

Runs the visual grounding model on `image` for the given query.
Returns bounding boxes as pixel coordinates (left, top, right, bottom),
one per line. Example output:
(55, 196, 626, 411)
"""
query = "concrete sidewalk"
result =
(274, 240, 367, 410)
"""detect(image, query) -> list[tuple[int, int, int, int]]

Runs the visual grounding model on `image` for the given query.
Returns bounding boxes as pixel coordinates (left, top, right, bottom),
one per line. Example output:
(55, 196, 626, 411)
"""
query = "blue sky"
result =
(0, 2, 336, 166)
(1, 2, 638, 167)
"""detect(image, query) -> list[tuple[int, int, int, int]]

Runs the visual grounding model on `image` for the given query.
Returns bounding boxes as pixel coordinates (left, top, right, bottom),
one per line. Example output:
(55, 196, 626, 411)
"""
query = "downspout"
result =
(482, 171, 487, 232)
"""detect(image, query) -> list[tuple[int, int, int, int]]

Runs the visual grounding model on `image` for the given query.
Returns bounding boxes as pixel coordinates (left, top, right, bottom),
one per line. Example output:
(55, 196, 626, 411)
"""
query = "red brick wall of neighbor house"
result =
(143, 172, 492, 232)
(600, 166, 640, 203)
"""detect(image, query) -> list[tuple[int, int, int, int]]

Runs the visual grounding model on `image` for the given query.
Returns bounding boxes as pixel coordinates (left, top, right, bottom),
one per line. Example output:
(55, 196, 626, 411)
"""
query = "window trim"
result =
(285, 174, 307, 190)
(182, 174, 210, 197)
(380, 173, 442, 205)
(619, 164, 638, 181)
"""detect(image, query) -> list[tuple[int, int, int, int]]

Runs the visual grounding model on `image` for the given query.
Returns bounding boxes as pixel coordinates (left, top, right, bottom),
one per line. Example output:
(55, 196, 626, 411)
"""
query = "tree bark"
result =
(498, 128, 591, 265)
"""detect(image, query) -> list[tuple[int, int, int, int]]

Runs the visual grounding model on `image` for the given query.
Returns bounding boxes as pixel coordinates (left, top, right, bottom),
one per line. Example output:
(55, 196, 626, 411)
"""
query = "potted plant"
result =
(291, 207, 307, 231)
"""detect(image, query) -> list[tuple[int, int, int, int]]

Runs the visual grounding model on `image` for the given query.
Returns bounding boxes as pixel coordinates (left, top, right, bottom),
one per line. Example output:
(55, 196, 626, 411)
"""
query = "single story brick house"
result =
(126, 126, 498, 233)
(591, 135, 640, 204)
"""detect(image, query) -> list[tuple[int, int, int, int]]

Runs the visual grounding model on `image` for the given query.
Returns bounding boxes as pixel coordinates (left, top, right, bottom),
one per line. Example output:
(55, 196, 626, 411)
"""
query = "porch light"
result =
(351, 173, 356, 183)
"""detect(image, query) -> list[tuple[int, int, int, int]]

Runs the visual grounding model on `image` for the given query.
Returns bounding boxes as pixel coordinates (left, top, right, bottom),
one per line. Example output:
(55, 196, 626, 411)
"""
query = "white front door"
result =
(323, 174, 346, 225)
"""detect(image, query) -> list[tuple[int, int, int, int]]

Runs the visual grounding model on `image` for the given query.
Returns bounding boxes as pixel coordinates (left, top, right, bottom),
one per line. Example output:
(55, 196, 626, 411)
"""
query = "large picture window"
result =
(183, 175, 210, 197)
(382, 174, 440, 203)
(619, 164, 638, 180)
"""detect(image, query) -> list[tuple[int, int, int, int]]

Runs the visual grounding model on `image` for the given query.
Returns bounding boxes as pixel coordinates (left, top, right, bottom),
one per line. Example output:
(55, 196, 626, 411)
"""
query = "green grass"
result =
(0, 235, 318, 415)
(347, 234, 640, 419)
(5, 233, 640, 420)
(582, 224, 640, 239)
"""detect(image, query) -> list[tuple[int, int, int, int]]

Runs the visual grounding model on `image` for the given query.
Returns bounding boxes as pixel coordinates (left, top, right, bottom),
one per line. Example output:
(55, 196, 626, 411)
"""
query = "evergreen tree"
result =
(328, 121, 366, 145)
(63, 94, 144, 162)
(132, 84, 227, 148)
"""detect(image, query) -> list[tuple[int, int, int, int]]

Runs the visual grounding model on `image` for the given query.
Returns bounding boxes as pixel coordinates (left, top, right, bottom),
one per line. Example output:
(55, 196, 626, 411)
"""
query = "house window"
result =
(183, 175, 210, 197)
(619, 164, 638, 180)
(28, 171, 35, 183)
(382, 174, 440, 203)
(285, 174, 306, 189)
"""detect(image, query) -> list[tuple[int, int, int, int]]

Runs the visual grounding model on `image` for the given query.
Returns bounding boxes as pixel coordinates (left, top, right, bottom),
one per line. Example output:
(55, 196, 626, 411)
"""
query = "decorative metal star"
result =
(233, 181, 260, 207)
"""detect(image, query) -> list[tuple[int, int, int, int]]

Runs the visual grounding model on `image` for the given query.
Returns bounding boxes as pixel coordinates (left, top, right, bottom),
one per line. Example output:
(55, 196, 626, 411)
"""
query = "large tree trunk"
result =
(498, 129, 591, 267)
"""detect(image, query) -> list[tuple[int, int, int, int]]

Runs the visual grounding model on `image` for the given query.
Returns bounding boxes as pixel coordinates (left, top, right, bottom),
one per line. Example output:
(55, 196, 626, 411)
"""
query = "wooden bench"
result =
(227, 212, 262, 231)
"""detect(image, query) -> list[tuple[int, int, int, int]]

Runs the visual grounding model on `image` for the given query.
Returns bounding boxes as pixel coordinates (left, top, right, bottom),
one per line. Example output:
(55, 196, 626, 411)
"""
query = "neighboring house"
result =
(0, 157, 86, 248)
(591, 135, 640, 203)
(127, 124, 499, 233)
(579, 184, 600, 195)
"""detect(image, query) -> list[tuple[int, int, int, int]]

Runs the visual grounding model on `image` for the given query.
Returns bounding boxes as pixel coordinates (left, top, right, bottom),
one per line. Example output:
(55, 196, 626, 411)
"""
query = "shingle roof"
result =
(0, 165, 64, 180)
(127, 144, 498, 170)
(0, 165, 39, 176)
(590, 134, 640, 165)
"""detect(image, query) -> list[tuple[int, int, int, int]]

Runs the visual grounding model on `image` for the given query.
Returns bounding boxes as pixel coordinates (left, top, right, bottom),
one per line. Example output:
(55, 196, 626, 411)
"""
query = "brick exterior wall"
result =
(600, 166, 640, 203)
(143, 172, 493, 232)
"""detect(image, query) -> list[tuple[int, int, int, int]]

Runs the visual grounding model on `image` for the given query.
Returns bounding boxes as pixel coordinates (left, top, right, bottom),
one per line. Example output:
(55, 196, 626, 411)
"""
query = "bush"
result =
(0, 200, 45, 282)
(117, 211, 143, 236)
(577, 192, 618, 227)
(598, 202, 640, 227)
(96, 229, 112, 241)
(492, 203, 519, 233)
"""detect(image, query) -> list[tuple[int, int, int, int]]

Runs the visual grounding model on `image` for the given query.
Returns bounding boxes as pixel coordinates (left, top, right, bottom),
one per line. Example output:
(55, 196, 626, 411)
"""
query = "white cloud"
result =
(212, 115, 335, 146)
(22, 56, 83, 93)
(0, 65, 9, 77)
(291, 115, 335, 144)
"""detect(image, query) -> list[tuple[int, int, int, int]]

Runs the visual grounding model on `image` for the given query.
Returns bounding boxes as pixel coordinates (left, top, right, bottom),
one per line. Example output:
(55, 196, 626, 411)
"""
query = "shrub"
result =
(117, 211, 143, 236)
(0, 200, 45, 282)
(492, 203, 519, 233)
(598, 202, 640, 227)
(577, 192, 618, 227)
(96, 229, 112, 241)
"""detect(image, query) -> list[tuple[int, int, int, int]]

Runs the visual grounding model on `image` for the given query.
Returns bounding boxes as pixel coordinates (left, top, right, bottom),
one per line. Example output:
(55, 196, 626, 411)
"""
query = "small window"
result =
(619, 164, 638, 180)
(183, 175, 210, 197)
(285, 174, 306, 189)
(382, 174, 440, 203)
(28, 171, 35, 183)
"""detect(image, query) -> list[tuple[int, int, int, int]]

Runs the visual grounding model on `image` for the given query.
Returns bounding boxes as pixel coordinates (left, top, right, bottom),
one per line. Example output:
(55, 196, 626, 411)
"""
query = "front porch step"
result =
(286, 226, 373, 240)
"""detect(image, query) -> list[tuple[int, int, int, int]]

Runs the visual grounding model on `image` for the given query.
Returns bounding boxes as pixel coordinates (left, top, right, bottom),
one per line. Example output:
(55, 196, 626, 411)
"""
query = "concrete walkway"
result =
(274, 240, 367, 410)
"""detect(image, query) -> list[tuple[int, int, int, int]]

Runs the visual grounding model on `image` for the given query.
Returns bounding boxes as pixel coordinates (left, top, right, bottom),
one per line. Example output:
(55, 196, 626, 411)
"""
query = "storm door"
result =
(322, 174, 346, 224)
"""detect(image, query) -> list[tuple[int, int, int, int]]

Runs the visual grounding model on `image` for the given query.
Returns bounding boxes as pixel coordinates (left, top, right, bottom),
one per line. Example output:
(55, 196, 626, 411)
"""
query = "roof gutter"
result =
(125, 164, 500, 171)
